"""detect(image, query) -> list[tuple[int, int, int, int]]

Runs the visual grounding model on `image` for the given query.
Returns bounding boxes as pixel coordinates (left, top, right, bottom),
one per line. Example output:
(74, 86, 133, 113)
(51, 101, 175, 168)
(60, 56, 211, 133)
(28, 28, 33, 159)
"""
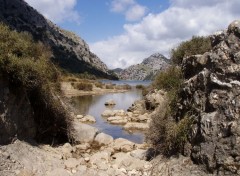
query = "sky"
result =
(25, 0, 240, 69)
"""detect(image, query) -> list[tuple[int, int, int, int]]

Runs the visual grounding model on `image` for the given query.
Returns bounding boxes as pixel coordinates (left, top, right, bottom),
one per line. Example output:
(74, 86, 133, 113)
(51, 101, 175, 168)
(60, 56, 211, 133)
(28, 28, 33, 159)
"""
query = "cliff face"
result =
(178, 20, 240, 175)
(119, 53, 169, 80)
(0, 0, 117, 79)
(0, 75, 36, 144)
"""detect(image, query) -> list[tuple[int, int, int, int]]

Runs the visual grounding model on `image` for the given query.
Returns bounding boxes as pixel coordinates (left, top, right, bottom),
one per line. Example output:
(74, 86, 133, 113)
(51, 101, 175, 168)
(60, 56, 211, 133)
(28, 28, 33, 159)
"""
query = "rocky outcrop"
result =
(176, 20, 240, 175)
(0, 75, 36, 144)
(0, 0, 117, 79)
(118, 53, 169, 80)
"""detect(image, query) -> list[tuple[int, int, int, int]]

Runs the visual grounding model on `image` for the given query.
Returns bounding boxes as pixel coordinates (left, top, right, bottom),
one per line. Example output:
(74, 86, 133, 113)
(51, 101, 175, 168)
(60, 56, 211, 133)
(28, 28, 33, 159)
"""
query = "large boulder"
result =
(107, 116, 128, 125)
(0, 76, 36, 144)
(145, 89, 166, 110)
(70, 121, 98, 144)
(177, 20, 240, 175)
(101, 110, 115, 117)
(79, 115, 96, 123)
(113, 138, 136, 152)
(123, 122, 149, 131)
(94, 133, 114, 146)
(104, 100, 116, 106)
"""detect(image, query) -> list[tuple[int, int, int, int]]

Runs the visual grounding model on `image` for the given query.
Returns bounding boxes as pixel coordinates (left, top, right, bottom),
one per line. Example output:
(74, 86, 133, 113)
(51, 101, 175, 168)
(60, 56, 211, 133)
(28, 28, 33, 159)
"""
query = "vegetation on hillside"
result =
(71, 82, 93, 91)
(0, 23, 71, 144)
(147, 66, 193, 155)
(170, 36, 211, 65)
(147, 36, 210, 155)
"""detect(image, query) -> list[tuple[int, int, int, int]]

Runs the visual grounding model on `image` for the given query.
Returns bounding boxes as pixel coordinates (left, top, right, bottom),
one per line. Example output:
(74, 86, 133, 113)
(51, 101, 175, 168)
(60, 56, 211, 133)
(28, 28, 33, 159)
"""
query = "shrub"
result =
(136, 84, 144, 89)
(153, 66, 183, 92)
(171, 36, 211, 65)
(72, 82, 93, 91)
(0, 23, 70, 144)
(105, 84, 114, 89)
(67, 77, 78, 82)
(77, 72, 97, 80)
(95, 81, 104, 88)
(115, 84, 132, 90)
(147, 101, 194, 156)
(147, 65, 194, 155)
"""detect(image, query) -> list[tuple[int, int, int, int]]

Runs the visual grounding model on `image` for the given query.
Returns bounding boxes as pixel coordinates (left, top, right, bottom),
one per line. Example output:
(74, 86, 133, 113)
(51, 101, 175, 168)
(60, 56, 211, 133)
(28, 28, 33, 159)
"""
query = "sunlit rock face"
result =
(177, 20, 240, 175)
(118, 53, 170, 80)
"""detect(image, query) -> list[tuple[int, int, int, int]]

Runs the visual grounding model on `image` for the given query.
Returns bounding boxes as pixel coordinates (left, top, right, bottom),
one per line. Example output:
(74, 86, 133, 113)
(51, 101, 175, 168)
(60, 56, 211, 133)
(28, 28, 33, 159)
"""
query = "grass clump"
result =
(171, 36, 211, 65)
(153, 66, 183, 92)
(95, 81, 104, 88)
(72, 82, 93, 91)
(115, 84, 132, 90)
(147, 66, 194, 155)
(0, 23, 70, 144)
(105, 83, 115, 89)
(136, 84, 144, 89)
(147, 102, 194, 156)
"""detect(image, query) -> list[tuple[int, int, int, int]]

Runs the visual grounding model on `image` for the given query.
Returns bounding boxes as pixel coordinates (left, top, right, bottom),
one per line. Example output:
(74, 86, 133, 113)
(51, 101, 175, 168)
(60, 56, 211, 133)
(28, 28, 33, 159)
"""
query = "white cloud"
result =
(111, 0, 135, 13)
(25, 0, 80, 23)
(125, 4, 147, 21)
(91, 0, 240, 69)
(110, 0, 147, 21)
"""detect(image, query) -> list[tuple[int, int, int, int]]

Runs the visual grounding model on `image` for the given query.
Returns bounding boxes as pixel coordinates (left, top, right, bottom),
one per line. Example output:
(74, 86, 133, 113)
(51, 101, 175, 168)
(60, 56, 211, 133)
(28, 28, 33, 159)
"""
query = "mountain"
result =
(119, 53, 170, 80)
(111, 68, 123, 77)
(0, 0, 117, 79)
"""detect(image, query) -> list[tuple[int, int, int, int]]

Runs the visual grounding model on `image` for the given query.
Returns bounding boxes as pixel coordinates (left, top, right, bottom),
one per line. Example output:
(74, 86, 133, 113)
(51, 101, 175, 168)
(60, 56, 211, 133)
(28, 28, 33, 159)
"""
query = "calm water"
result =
(70, 80, 151, 143)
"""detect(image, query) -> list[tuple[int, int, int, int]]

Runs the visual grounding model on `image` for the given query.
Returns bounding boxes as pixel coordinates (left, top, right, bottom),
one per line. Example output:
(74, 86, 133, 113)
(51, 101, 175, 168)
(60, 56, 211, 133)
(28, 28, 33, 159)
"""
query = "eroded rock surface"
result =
(176, 20, 240, 175)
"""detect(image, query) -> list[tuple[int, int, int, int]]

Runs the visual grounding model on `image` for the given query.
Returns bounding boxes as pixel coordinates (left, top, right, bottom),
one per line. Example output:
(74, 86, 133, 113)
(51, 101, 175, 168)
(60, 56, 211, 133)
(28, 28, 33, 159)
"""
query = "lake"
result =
(70, 80, 151, 143)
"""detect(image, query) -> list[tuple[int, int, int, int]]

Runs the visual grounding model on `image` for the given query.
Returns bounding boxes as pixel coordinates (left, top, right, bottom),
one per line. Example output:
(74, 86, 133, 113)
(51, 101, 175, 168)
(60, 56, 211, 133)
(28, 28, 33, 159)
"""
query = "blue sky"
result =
(25, 0, 240, 69)
(60, 1, 170, 43)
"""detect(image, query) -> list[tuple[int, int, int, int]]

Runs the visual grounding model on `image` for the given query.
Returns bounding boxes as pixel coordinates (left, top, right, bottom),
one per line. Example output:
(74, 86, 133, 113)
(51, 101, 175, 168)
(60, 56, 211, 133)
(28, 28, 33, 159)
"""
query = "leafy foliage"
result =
(0, 23, 70, 144)
(72, 82, 93, 91)
(153, 66, 183, 92)
(171, 36, 211, 65)
(148, 65, 194, 155)
(147, 102, 194, 155)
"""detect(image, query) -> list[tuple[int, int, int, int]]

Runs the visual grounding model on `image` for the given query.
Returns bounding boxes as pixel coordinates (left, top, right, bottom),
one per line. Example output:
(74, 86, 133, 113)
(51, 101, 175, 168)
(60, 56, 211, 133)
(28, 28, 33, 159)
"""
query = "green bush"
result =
(153, 66, 183, 92)
(105, 84, 114, 89)
(72, 82, 93, 91)
(95, 81, 104, 88)
(136, 84, 144, 89)
(151, 66, 183, 115)
(171, 36, 211, 65)
(147, 101, 194, 155)
(147, 66, 194, 155)
(115, 84, 132, 90)
(0, 23, 70, 144)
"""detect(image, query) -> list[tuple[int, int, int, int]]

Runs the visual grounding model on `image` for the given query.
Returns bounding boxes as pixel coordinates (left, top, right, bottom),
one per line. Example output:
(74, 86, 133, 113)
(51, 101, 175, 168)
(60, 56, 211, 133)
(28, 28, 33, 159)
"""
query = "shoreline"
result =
(61, 82, 130, 97)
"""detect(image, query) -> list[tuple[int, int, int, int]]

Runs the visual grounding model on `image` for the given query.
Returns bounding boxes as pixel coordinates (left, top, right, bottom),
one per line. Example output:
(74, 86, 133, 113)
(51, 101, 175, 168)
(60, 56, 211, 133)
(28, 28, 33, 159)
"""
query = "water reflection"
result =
(71, 88, 145, 143)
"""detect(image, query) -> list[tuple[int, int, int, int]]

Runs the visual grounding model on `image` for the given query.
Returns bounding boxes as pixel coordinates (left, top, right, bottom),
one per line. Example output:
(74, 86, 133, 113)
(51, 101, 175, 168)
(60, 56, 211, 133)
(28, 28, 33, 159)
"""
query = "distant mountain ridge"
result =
(0, 0, 117, 79)
(118, 53, 170, 80)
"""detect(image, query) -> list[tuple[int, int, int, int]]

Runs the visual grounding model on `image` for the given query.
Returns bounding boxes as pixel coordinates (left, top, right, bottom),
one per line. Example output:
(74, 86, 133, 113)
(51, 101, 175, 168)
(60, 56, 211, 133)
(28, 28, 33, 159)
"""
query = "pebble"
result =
(72, 169, 77, 174)
(84, 157, 90, 162)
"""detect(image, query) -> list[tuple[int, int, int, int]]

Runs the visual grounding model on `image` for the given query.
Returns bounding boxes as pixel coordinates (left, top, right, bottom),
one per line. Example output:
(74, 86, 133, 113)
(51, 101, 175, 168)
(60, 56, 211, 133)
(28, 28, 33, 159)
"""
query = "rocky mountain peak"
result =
(142, 53, 169, 64)
(0, 0, 117, 79)
(118, 53, 170, 80)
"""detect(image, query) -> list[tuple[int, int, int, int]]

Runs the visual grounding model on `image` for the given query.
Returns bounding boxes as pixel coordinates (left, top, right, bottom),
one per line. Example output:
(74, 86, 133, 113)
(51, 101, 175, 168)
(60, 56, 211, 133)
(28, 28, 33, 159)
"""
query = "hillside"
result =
(0, 0, 117, 79)
(119, 53, 169, 80)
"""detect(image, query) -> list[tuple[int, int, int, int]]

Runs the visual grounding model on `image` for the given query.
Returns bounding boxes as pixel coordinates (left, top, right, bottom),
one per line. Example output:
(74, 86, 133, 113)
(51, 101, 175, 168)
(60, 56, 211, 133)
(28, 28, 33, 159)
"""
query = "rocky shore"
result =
(1, 20, 240, 176)
(0, 85, 211, 176)
(61, 82, 130, 97)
